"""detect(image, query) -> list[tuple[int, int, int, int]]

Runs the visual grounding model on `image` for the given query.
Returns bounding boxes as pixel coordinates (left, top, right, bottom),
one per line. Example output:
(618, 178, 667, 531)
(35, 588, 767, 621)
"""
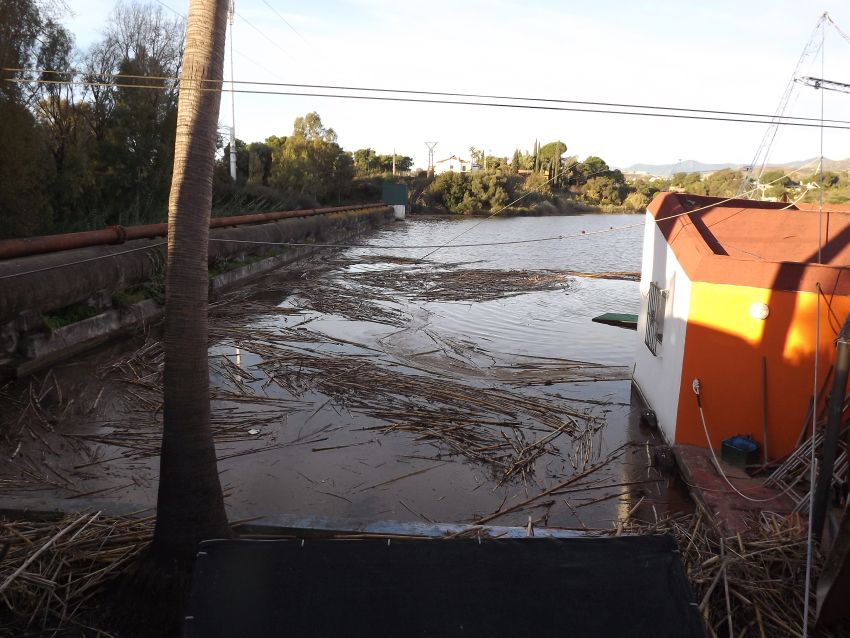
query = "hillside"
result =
(623, 160, 736, 176)
(621, 157, 850, 177)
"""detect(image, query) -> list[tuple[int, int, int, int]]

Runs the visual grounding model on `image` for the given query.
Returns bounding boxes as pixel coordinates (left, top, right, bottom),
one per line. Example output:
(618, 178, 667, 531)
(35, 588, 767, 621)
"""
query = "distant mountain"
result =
(622, 160, 736, 177)
(769, 157, 850, 173)
(621, 157, 850, 177)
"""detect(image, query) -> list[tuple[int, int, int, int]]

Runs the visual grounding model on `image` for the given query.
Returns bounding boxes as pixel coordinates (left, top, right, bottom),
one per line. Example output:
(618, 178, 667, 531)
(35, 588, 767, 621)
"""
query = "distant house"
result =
(634, 192, 850, 460)
(434, 155, 472, 175)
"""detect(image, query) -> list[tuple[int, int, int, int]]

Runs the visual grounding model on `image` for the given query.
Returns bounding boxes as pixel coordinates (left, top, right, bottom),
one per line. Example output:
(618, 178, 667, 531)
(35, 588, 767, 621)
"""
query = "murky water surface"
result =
(1, 215, 690, 531)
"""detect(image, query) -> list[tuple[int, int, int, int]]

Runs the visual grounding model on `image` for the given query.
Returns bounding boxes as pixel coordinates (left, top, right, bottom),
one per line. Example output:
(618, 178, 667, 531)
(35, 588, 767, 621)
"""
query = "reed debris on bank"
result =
(618, 511, 849, 638)
(0, 512, 154, 633)
(2, 507, 847, 637)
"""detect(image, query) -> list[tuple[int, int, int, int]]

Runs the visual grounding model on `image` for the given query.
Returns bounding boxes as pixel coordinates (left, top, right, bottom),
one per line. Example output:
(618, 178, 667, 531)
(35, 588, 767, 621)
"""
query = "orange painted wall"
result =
(674, 282, 850, 459)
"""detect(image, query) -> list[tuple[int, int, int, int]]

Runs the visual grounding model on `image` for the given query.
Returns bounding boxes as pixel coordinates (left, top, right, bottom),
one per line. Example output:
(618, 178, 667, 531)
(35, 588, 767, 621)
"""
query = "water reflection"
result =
(1, 214, 691, 530)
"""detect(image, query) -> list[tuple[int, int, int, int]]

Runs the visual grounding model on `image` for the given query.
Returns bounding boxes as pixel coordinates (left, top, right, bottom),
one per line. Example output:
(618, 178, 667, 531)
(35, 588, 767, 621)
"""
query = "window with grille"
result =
(645, 282, 667, 356)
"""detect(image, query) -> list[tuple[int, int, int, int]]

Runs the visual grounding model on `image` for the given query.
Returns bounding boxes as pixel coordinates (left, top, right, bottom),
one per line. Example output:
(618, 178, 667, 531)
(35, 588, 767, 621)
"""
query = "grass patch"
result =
(43, 302, 101, 331)
(208, 250, 282, 278)
(111, 288, 149, 310)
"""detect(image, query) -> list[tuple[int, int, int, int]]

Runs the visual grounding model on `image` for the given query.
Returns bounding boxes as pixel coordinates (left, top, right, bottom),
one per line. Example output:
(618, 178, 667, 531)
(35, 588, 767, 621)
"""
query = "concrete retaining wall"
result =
(0, 205, 392, 377)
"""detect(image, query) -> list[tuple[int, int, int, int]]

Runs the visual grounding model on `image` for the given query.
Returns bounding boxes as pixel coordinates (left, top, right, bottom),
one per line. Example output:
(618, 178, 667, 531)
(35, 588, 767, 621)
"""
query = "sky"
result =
(63, 0, 850, 171)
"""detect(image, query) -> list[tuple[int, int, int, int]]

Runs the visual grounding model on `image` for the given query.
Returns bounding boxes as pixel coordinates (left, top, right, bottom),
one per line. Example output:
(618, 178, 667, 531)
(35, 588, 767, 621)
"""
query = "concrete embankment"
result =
(0, 204, 392, 376)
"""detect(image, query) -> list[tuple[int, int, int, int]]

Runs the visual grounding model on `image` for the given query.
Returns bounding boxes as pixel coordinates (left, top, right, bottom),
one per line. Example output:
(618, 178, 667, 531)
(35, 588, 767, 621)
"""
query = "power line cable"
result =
(234, 12, 295, 62)
(231, 47, 287, 83)
(261, 0, 310, 46)
(8, 75, 850, 130)
(9, 67, 850, 127)
(153, 0, 295, 67)
(151, 0, 183, 17)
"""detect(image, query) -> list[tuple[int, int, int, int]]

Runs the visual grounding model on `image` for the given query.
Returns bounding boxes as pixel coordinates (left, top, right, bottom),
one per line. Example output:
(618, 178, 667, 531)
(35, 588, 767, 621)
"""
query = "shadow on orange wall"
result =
(674, 223, 850, 460)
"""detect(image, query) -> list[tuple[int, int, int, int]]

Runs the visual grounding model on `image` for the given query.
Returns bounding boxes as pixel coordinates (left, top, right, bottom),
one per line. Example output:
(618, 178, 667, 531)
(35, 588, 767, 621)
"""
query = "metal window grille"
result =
(645, 282, 667, 356)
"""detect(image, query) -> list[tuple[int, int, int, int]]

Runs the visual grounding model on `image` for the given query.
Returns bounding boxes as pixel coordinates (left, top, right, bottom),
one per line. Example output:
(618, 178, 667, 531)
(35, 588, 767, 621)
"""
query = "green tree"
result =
(820, 171, 841, 188)
(99, 52, 178, 225)
(539, 140, 567, 184)
(522, 171, 551, 192)
(574, 156, 610, 183)
(80, 2, 184, 227)
(670, 171, 705, 193)
(533, 139, 540, 173)
(624, 191, 650, 211)
(583, 175, 626, 205)
(759, 169, 788, 185)
(392, 155, 413, 173)
(703, 169, 742, 197)
(353, 147, 379, 175)
(426, 172, 511, 213)
(377, 153, 412, 173)
(269, 112, 353, 202)
(0, 101, 53, 237)
(0, 0, 55, 238)
(0, 0, 42, 102)
(511, 149, 521, 173)
(247, 141, 273, 186)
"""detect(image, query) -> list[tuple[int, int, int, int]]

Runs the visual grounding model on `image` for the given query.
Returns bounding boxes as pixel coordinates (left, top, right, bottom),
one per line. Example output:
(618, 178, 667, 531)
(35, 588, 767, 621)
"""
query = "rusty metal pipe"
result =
(0, 227, 127, 261)
(0, 203, 385, 261)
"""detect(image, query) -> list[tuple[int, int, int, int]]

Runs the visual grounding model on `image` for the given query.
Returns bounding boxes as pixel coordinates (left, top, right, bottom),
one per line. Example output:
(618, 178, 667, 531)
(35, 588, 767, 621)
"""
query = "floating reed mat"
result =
(97, 318, 615, 483)
(289, 256, 637, 318)
(619, 512, 850, 638)
(347, 267, 575, 302)
(245, 355, 608, 484)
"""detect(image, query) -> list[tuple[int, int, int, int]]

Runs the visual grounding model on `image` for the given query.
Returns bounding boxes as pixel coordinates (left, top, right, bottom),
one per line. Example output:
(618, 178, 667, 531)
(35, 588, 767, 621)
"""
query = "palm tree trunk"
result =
(152, 0, 230, 561)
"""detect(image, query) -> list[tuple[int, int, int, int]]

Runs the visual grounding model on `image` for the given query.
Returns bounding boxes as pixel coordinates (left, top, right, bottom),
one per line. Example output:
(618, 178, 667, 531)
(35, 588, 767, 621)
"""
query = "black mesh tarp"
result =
(184, 534, 704, 637)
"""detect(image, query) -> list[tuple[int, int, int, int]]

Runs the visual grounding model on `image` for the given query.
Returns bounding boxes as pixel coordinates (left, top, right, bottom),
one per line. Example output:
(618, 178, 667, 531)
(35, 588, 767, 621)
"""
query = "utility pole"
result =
(228, 0, 237, 182)
(392, 147, 396, 176)
(425, 141, 438, 177)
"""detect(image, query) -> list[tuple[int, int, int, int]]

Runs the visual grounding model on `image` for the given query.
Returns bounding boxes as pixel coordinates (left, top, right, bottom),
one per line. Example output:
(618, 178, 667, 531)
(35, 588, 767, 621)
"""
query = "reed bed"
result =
(618, 511, 850, 638)
(0, 512, 154, 634)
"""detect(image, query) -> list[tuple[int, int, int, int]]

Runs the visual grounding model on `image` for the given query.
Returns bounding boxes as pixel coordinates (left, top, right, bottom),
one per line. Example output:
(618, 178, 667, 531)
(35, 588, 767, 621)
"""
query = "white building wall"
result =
(434, 155, 471, 175)
(633, 211, 693, 445)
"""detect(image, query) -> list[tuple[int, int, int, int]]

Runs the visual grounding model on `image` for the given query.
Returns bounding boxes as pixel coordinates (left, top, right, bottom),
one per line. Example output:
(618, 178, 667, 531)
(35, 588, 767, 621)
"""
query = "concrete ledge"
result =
(210, 244, 315, 294)
(17, 299, 163, 376)
(0, 205, 392, 323)
(3, 206, 394, 377)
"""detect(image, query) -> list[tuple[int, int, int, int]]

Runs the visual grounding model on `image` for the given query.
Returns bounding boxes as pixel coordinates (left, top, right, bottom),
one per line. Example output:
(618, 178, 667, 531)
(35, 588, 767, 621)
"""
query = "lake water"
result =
(353, 214, 644, 365)
(1, 213, 690, 532)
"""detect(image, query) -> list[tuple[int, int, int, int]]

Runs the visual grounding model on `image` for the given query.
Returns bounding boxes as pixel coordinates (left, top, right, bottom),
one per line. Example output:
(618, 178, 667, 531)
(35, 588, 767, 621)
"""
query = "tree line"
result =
(9, 1, 843, 237)
(0, 0, 416, 240)
(424, 144, 659, 214)
(2, 0, 185, 238)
